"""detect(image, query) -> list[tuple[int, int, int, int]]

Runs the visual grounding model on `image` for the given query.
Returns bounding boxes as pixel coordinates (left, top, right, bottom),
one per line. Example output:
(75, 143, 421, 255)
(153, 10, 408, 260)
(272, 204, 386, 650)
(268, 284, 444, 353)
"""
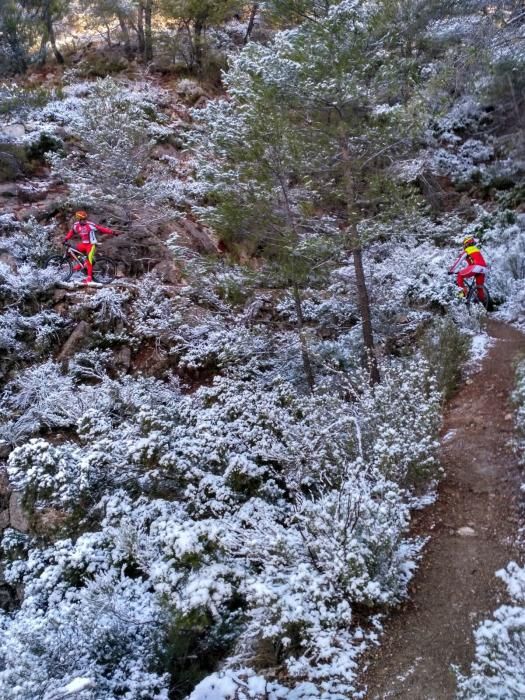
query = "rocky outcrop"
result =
(57, 320, 92, 362)
(8, 492, 29, 533)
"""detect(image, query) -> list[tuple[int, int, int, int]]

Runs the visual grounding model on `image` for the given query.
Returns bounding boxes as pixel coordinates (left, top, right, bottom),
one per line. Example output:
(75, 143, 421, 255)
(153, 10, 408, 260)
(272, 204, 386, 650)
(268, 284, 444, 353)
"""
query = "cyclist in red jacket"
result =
(449, 235, 488, 301)
(63, 211, 116, 283)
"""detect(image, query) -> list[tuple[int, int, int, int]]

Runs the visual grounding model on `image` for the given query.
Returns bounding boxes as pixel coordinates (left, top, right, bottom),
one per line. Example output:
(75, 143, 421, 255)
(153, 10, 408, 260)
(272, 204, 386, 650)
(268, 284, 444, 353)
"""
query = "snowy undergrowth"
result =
(0, 230, 444, 699)
(0, 358, 440, 700)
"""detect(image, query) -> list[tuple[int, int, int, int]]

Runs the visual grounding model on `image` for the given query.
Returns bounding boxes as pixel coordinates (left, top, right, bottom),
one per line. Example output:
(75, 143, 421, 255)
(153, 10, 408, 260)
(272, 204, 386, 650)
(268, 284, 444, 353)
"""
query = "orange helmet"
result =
(75, 210, 88, 220)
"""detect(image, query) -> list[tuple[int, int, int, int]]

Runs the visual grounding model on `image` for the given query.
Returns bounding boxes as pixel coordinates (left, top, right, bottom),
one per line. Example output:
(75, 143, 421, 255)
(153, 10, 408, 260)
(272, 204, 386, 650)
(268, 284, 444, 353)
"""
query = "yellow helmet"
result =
(463, 235, 475, 248)
(75, 210, 88, 220)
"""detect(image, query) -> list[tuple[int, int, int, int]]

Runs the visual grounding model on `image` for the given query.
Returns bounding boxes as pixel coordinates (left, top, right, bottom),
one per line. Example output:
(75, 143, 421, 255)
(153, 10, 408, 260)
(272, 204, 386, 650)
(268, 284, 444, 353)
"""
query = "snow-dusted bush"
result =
(72, 285, 130, 326)
(0, 309, 66, 377)
(479, 211, 525, 325)
(46, 77, 186, 217)
(0, 216, 58, 301)
(177, 324, 270, 372)
(421, 315, 471, 399)
(188, 669, 293, 700)
(514, 358, 525, 467)
(0, 496, 176, 700)
(0, 360, 85, 442)
(358, 358, 441, 485)
(0, 214, 55, 263)
(129, 272, 183, 343)
(456, 562, 525, 699)
(1, 351, 442, 698)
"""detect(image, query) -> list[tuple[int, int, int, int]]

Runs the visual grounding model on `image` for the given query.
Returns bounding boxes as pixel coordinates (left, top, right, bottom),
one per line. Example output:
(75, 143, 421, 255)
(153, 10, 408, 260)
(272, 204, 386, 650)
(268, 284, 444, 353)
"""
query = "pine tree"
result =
(190, 92, 340, 392)
(193, 0, 429, 384)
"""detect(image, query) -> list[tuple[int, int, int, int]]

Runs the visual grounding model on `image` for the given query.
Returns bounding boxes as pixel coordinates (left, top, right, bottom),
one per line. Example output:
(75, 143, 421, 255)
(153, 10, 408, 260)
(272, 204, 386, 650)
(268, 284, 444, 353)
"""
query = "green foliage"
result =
(161, 0, 242, 27)
(420, 315, 470, 400)
(75, 51, 129, 78)
(263, 0, 336, 25)
(160, 0, 243, 73)
(26, 132, 64, 160)
(0, 85, 57, 115)
(161, 607, 244, 700)
(0, 143, 28, 180)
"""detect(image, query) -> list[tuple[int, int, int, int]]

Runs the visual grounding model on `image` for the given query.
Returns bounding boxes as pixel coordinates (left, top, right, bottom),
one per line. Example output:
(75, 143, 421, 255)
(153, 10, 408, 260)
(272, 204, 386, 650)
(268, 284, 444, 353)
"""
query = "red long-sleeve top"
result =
(449, 245, 487, 273)
(64, 221, 114, 245)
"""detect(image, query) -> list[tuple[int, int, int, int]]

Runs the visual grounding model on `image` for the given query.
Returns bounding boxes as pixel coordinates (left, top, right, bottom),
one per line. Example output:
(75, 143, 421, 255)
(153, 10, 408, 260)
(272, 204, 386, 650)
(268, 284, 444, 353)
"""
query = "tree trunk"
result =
(144, 0, 153, 62)
(37, 33, 48, 66)
(340, 137, 380, 386)
(10, 40, 28, 73)
(243, 3, 259, 45)
(117, 11, 132, 57)
(45, 6, 64, 64)
(293, 283, 316, 393)
(137, 2, 146, 56)
(350, 231, 381, 385)
(194, 19, 204, 73)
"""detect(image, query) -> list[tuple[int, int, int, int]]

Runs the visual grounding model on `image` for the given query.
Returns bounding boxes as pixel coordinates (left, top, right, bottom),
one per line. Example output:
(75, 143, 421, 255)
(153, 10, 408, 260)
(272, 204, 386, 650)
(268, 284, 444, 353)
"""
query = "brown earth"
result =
(362, 318, 525, 700)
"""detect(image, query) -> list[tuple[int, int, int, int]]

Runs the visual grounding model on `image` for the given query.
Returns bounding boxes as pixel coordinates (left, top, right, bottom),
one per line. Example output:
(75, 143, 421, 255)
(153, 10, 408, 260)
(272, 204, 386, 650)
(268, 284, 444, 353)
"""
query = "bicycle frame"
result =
(64, 245, 89, 269)
(464, 276, 489, 311)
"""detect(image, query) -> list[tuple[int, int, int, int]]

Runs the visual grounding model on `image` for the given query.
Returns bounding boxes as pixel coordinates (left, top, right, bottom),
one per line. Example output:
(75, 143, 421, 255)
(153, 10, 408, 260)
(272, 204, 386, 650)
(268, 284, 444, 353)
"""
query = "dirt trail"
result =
(363, 319, 525, 699)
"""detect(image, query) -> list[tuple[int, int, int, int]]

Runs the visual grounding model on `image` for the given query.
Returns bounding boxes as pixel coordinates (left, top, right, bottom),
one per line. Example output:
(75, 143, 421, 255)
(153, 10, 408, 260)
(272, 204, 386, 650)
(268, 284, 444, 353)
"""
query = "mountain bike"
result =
(464, 276, 491, 312)
(44, 244, 117, 284)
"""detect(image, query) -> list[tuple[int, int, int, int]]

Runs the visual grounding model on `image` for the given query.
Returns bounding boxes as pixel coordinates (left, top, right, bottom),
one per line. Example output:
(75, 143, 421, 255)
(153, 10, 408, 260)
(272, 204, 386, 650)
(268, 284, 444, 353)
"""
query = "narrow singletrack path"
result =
(363, 319, 525, 699)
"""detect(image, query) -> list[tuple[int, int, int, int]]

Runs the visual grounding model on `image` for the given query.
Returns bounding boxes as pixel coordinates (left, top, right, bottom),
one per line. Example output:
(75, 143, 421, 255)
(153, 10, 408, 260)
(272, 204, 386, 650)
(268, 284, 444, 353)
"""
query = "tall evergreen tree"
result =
(193, 0, 430, 384)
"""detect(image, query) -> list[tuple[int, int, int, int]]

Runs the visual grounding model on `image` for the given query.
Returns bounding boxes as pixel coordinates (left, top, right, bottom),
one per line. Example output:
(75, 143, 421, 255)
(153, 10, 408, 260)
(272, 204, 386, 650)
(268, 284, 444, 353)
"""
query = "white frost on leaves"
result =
(58, 677, 95, 695)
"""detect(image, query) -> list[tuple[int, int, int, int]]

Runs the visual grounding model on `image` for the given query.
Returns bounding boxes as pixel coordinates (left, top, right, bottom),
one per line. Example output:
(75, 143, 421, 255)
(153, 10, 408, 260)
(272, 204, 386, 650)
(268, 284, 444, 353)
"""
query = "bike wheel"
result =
(43, 255, 72, 282)
(93, 256, 116, 284)
(477, 285, 491, 311)
(465, 284, 476, 313)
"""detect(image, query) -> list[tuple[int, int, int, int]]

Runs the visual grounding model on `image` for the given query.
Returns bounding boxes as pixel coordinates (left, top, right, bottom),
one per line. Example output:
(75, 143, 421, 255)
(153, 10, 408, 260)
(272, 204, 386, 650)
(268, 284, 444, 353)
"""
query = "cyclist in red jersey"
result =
(448, 235, 488, 302)
(63, 211, 116, 283)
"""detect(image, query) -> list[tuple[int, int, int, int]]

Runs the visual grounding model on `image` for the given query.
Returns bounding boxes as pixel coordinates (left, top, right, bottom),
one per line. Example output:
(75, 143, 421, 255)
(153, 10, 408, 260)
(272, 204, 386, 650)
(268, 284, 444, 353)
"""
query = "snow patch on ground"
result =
(58, 677, 95, 695)
(466, 332, 493, 372)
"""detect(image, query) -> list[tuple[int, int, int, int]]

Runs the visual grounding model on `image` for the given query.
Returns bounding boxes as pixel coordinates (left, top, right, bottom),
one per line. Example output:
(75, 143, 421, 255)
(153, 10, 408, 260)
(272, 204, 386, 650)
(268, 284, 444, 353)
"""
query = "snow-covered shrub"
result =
(46, 77, 185, 217)
(0, 309, 66, 378)
(0, 215, 55, 263)
(456, 562, 525, 699)
(0, 360, 85, 442)
(364, 237, 456, 316)
(0, 496, 178, 699)
(478, 212, 525, 324)
(177, 324, 270, 373)
(129, 273, 183, 344)
(420, 315, 470, 399)
(0, 84, 57, 119)
(431, 140, 493, 186)
(4, 370, 182, 504)
(0, 261, 58, 301)
(73, 285, 130, 326)
(358, 358, 441, 485)
(514, 358, 525, 467)
(188, 669, 294, 700)
(0, 215, 57, 300)
(226, 476, 422, 696)
(1, 358, 440, 699)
